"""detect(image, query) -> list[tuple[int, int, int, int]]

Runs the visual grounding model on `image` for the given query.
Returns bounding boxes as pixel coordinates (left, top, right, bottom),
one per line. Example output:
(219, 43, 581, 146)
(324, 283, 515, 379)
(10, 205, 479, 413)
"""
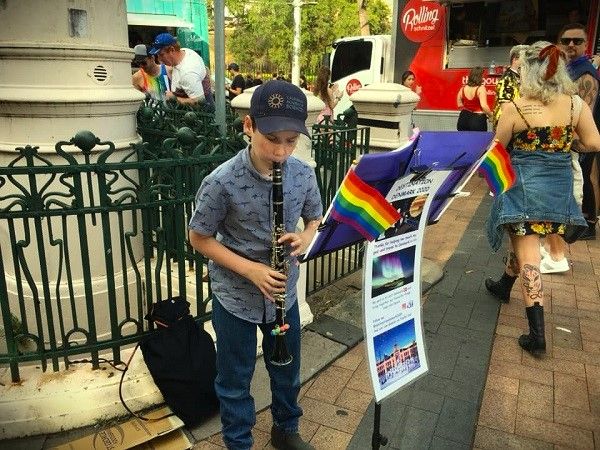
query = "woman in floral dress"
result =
(485, 42, 600, 355)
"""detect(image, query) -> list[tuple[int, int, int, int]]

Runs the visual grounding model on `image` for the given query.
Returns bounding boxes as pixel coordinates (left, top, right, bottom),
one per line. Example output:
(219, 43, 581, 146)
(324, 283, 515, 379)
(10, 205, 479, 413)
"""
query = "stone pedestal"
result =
(350, 83, 419, 150)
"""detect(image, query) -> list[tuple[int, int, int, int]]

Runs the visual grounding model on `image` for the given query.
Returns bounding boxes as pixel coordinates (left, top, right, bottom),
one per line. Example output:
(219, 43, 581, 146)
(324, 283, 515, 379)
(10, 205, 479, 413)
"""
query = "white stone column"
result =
(0, 1, 155, 438)
(350, 82, 420, 150)
(0, 0, 145, 344)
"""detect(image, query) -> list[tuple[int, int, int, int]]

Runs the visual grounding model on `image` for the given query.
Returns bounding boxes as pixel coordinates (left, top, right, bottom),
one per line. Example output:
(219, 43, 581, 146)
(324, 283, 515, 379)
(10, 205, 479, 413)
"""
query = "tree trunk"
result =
(357, 0, 370, 35)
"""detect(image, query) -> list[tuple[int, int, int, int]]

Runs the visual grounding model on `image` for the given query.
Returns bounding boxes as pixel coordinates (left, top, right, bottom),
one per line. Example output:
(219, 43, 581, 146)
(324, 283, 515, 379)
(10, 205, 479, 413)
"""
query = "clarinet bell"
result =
(270, 335, 293, 366)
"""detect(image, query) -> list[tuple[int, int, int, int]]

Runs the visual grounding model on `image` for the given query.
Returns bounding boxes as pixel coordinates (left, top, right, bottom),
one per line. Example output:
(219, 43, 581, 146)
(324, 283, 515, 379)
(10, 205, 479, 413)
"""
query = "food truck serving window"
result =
(331, 40, 373, 82)
(446, 0, 592, 69)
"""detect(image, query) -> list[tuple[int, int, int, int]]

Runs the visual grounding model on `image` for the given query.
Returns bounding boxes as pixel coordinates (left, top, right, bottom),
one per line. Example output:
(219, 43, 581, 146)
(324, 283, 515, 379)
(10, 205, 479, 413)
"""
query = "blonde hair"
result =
(519, 41, 576, 104)
(509, 45, 528, 63)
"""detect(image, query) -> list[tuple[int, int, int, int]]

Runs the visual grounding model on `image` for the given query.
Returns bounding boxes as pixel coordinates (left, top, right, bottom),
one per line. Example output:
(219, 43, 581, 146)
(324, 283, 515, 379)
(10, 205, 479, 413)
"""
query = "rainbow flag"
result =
(330, 169, 401, 241)
(478, 140, 516, 195)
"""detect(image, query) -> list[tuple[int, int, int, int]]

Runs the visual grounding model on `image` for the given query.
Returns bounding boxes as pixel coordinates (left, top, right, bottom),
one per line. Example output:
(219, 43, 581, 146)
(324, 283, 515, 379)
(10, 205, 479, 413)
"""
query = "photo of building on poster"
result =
(371, 246, 416, 298)
(377, 194, 428, 241)
(374, 319, 420, 389)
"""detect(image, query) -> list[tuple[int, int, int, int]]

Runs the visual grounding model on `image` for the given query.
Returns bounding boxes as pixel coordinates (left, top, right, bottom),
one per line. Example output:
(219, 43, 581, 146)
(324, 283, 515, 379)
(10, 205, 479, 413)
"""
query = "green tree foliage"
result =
(208, 0, 391, 76)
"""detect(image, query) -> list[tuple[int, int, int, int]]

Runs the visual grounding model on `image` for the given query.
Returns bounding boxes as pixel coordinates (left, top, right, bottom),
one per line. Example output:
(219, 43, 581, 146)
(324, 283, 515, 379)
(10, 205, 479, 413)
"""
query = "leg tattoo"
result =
(521, 264, 544, 302)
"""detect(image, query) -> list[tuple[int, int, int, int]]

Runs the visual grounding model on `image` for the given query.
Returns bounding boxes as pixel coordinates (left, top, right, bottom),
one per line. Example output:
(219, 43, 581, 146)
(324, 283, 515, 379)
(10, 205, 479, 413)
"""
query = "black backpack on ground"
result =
(138, 296, 219, 426)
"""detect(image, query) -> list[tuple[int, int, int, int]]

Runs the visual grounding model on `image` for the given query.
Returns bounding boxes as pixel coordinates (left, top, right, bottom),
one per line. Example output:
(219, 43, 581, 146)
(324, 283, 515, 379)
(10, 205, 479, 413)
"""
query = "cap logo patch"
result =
(268, 93, 284, 109)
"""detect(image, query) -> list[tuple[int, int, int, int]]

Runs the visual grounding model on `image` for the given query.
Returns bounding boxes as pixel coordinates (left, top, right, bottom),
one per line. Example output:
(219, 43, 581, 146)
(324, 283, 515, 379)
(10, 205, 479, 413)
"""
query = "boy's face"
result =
(243, 116, 300, 164)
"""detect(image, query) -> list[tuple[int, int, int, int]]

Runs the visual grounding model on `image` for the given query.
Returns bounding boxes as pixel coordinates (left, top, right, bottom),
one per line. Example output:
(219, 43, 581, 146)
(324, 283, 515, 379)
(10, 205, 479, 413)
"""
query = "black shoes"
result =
(578, 221, 597, 241)
(271, 425, 315, 450)
(519, 302, 546, 356)
(485, 272, 518, 303)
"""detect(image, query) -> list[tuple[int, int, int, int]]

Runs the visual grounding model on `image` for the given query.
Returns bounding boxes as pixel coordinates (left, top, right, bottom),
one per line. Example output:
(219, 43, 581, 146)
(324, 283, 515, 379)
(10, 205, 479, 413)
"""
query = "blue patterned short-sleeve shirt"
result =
(188, 146, 323, 323)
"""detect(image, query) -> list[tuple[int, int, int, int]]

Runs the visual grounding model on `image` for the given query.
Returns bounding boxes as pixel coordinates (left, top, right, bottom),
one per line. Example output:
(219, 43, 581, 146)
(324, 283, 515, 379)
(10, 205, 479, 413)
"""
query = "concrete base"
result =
(0, 259, 314, 440)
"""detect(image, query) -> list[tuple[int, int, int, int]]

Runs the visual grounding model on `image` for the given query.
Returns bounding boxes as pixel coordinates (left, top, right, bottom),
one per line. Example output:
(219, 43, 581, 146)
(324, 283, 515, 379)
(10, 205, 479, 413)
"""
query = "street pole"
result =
(214, 0, 226, 136)
(292, 0, 301, 86)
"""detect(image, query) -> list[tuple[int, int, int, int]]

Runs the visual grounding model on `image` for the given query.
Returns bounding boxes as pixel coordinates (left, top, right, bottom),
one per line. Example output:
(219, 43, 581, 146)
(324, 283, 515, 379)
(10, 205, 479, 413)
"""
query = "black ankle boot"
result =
(271, 425, 315, 450)
(485, 272, 517, 303)
(578, 221, 597, 241)
(519, 302, 546, 356)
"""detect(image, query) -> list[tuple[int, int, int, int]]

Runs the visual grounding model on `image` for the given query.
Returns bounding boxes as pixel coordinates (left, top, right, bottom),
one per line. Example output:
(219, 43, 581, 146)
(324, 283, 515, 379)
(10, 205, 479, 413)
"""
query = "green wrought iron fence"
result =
(306, 119, 370, 295)
(0, 130, 242, 382)
(0, 101, 369, 381)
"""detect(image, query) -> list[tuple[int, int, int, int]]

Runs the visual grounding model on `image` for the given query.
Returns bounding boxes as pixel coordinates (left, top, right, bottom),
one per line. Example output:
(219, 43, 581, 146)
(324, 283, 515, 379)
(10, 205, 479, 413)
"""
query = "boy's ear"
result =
(243, 115, 253, 136)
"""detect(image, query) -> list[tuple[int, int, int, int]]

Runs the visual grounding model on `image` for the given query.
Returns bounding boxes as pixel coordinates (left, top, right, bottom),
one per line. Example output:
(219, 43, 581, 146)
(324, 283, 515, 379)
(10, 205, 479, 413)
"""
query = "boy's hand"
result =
(279, 232, 309, 257)
(245, 262, 287, 302)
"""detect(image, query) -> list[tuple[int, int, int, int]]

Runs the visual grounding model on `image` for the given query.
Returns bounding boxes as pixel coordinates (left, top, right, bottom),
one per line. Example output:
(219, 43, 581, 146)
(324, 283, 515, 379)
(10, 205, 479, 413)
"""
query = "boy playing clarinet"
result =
(188, 80, 323, 450)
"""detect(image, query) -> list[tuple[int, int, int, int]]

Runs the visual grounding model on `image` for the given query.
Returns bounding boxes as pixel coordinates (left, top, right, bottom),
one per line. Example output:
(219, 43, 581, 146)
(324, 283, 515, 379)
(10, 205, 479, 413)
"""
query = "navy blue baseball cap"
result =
(149, 33, 177, 55)
(250, 80, 309, 136)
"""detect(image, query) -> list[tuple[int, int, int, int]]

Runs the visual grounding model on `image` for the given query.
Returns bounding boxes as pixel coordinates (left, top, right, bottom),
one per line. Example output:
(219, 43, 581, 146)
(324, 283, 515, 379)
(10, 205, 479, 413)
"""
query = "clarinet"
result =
(269, 162, 293, 366)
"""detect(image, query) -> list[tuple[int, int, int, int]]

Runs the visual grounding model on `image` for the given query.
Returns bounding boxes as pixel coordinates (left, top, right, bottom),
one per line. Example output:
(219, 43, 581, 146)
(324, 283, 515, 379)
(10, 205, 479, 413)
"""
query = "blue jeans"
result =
(211, 296, 303, 450)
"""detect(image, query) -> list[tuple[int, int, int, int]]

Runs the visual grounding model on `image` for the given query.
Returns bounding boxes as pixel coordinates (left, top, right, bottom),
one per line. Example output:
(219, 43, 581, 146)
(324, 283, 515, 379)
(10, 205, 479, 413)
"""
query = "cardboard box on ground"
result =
(51, 407, 191, 450)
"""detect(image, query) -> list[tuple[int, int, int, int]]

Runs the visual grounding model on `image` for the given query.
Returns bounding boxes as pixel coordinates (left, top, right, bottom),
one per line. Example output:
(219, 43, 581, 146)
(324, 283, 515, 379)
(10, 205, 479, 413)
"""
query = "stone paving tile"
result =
(477, 387, 517, 433)
(299, 397, 363, 434)
(516, 380, 553, 421)
(304, 365, 354, 404)
(490, 334, 522, 364)
(434, 396, 478, 445)
(331, 343, 365, 371)
(334, 387, 373, 414)
(553, 345, 600, 365)
(429, 435, 470, 449)
(484, 373, 519, 396)
(495, 323, 523, 338)
(514, 414, 594, 449)
(488, 360, 554, 386)
(553, 404, 600, 435)
(580, 317, 600, 343)
(344, 359, 372, 395)
(585, 364, 600, 416)
(309, 425, 353, 450)
(520, 351, 586, 377)
(390, 406, 437, 450)
(473, 425, 553, 449)
(554, 372, 590, 412)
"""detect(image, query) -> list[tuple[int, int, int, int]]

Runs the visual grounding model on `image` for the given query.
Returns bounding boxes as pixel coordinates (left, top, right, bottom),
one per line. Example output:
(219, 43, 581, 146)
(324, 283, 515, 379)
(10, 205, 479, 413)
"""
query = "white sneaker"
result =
(540, 256, 570, 274)
(540, 245, 549, 259)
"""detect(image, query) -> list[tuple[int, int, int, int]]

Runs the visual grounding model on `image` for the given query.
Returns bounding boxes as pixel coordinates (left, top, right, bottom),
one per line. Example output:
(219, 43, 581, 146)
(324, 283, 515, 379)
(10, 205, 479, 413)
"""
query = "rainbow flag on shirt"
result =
(478, 140, 516, 195)
(330, 169, 401, 241)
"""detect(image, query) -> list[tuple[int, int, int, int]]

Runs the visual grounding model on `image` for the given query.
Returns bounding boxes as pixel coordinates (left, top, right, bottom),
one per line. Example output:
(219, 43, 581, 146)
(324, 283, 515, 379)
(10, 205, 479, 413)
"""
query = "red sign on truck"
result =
(401, 0, 444, 43)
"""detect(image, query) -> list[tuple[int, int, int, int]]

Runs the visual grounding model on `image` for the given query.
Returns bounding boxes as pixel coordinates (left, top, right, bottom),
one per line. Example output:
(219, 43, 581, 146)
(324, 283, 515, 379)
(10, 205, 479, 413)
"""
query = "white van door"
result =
(330, 36, 388, 116)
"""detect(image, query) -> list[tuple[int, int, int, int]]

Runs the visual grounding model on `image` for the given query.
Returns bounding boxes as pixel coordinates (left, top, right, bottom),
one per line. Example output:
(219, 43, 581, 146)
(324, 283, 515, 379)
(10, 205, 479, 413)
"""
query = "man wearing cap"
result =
(149, 33, 207, 105)
(188, 80, 322, 450)
(226, 62, 245, 100)
(131, 44, 171, 102)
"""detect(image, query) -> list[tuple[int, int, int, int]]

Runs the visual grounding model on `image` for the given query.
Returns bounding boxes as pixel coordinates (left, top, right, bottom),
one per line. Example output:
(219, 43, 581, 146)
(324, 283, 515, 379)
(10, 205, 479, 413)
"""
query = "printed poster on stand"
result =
(363, 169, 451, 403)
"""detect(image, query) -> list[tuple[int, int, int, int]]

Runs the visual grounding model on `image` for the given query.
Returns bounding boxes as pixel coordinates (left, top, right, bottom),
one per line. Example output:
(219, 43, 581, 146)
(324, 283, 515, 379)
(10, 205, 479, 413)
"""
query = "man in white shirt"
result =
(150, 33, 207, 105)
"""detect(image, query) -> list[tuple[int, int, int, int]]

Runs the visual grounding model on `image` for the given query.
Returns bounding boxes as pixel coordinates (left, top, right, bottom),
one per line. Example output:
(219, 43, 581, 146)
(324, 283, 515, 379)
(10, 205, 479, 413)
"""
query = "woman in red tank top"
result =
(456, 67, 492, 131)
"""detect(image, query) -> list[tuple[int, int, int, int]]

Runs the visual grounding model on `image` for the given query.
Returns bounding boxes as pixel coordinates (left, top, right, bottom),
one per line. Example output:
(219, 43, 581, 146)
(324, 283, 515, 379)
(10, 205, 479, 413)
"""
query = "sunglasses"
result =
(559, 37, 585, 45)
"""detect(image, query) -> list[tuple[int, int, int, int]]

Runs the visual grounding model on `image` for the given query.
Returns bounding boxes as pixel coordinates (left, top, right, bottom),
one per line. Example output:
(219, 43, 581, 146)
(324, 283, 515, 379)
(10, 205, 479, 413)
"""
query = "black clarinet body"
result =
(269, 162, 292, 366)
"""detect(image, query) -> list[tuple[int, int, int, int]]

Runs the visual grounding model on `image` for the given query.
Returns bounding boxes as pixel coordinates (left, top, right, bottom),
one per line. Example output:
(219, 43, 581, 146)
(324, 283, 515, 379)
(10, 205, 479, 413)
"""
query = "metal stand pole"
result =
(371, 402, 388, 450)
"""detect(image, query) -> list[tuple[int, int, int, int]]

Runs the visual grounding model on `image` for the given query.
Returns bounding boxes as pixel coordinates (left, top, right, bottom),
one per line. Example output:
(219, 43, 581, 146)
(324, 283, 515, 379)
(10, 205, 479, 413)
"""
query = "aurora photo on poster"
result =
(371, 246, 416, 298)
